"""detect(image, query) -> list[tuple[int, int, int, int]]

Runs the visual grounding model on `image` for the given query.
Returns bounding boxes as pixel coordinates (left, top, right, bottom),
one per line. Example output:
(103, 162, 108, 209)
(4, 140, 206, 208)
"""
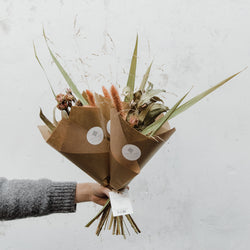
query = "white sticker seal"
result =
(109, 189, 133, 217)
(86, 126, 104, 145)
(122, 144, 141, 161)
(106, 120, 111, 134)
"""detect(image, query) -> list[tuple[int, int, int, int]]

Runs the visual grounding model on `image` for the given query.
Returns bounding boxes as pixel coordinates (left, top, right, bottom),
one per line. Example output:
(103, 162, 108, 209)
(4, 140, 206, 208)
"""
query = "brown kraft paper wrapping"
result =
(94, 93, 112, 138)
(109, 108, 176, 190)
(38, 106, 110, 186)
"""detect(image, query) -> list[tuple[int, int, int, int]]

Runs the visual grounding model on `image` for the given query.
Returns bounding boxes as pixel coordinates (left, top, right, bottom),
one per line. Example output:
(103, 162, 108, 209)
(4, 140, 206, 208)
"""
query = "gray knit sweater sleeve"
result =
(0, 177, 77, 220)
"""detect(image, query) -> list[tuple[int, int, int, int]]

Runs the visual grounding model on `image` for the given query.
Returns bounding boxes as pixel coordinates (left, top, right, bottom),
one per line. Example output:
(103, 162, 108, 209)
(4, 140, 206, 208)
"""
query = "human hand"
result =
(75, 183, 110, 206)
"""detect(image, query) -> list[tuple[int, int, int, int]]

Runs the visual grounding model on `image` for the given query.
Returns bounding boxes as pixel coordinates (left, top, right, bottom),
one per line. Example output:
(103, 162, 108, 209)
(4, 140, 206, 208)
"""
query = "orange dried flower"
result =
(110, 85, 125, 119)
(86, 90, 96, 106)
(56, 93, 68, 110)
(102, 86, 111, 99)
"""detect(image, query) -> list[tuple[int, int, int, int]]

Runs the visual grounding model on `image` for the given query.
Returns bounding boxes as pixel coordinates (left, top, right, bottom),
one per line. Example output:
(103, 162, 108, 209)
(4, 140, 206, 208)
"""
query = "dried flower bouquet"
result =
(36, 31, 243, 238)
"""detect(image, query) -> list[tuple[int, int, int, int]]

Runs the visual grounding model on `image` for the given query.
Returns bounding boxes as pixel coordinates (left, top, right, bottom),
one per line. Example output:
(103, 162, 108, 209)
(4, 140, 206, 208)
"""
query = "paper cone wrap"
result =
(109, 108, 176, 190)
(94, 93, 112, 138)
(38, 106, 110, 186)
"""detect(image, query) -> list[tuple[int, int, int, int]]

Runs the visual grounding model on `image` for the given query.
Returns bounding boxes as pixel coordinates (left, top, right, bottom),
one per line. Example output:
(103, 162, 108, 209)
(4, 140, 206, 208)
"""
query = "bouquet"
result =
(36, 32, 243, 238)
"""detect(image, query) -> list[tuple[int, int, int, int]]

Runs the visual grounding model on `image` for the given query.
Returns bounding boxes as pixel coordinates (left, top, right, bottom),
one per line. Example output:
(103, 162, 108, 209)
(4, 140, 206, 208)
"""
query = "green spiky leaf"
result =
(53, 106, 58, 126)
(124, 34, 138, 102)
(39, 108, 56, 131)
(169, 69, 245, 120)
(139, 61, 153, 91)
(43, 30, 88, 105)
(143, 103, 168, 126)
(33, 42, 56, 98)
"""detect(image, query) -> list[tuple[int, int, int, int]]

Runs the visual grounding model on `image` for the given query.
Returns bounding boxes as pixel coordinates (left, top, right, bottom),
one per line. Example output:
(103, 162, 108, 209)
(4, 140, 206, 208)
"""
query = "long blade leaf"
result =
(48, 47, 88, 105)
(139, 61, 153, 91)
(43, 30, 88, 105)
(124, 34, 138, 102)
(39, 108, 56, 131)
(53, 106, 58, 126)
(142, 89, 191, 136)
(33, 42, 56, 98)
(169, 69, 245, 120)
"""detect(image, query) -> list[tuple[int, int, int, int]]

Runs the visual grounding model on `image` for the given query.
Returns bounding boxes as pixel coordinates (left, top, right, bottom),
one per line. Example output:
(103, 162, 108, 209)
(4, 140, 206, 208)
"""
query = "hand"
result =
(75, 183, 110, 206)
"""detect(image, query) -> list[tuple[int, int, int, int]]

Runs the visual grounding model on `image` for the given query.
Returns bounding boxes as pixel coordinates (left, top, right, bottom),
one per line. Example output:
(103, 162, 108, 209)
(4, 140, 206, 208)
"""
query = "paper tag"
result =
(122, 144, 141, 161)
(106, 120, 111, 134)
(109, 189, 133, 217)
(86, 126, 104, 145)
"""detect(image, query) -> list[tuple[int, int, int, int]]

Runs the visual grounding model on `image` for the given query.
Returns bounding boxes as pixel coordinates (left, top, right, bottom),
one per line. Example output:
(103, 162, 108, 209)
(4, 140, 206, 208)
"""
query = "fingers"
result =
(102, 186, 110, 198)
(99, 199, 108, 206)
(92, 196, 108, 206)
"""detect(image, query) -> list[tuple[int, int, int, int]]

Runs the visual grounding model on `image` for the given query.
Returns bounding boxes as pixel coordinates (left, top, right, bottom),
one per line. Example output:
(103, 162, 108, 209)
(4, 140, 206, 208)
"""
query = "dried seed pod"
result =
(102, 86, 111, 99)
(86, 90, 96, 106)
(110, 85, 125, 119)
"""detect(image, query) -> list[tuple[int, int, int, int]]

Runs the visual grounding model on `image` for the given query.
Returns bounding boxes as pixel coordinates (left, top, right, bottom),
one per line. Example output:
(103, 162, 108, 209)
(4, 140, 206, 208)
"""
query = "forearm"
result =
(0, 177, 77, 220)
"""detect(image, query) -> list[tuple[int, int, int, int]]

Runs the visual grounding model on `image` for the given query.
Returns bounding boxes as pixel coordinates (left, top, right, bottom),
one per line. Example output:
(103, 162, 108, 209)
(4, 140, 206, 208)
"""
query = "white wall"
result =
(0, 0, 250, 249)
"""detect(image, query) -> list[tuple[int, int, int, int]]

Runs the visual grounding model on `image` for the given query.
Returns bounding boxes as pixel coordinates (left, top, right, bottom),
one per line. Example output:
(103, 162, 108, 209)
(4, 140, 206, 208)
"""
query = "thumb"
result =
(102, 187, 111, 198)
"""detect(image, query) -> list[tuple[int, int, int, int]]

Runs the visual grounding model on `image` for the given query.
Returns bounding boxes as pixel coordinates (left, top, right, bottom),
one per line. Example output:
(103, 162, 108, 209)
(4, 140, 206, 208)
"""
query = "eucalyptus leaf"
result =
(169, 69, 245, 120)
(138, 89, 166, 106)
(138, 103, 154, 122)
(139, 102, 167, 123)
(33, 42, 56, 98)
(39, 108, 55, 131)
(149, 102, 168, 112)
(150, 96, 164, 103)
(139, 61, 153, 91)
(124, 34, 138, 102)
(143, 104, 168, 126)
(142, 89, 191, 136)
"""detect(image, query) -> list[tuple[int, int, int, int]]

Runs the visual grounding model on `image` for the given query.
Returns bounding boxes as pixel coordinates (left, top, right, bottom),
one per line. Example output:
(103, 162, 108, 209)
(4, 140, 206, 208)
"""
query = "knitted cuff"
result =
(48, 182, 77, 214)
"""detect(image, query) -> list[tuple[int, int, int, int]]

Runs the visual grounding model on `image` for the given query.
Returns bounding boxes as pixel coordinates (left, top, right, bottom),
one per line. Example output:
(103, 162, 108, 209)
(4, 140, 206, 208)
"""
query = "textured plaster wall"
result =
(0, 0, 250, 250)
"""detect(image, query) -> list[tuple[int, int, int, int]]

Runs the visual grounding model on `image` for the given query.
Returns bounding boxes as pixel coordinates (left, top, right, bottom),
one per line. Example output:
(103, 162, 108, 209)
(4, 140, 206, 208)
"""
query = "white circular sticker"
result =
(86, 127, 104, 145)
(106, 120, 111, 134)
(122, 144, 141, 161)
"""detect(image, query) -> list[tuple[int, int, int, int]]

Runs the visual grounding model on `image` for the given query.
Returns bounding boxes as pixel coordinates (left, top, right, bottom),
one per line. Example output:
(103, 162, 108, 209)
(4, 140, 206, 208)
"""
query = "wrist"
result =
(75, 183, 91, 203)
